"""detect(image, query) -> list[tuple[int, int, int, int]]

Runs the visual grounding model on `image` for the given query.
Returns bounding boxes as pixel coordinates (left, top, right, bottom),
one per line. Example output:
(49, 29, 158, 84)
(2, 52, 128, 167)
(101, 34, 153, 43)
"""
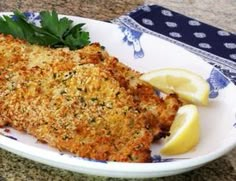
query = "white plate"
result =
(0, 12, 236, 178)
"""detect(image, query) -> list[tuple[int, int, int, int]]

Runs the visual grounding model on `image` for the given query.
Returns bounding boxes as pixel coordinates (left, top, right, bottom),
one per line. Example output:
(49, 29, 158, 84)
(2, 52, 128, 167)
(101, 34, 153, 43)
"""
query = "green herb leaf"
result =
(64, 30, 90, 50)
(40, 10, 72, 38)
(0, 10, 90, 50)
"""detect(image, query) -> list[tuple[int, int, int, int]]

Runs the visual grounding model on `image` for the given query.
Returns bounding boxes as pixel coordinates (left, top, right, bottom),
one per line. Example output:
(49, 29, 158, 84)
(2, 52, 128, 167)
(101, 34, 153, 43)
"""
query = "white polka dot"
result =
(198, 43, 212, 49)
(161, 10, 173, 17)
(224, 43, 236, 49)
(165, 22, 178, 28)
(217, 30, 230, 36)
(141, 6, 151, 12)
(229, 54, 236, 60)
(142, 18, 154, 26)
(193, 32, 206, 38)
(169, 32, 182, 38)
(188, 20, 201, 26)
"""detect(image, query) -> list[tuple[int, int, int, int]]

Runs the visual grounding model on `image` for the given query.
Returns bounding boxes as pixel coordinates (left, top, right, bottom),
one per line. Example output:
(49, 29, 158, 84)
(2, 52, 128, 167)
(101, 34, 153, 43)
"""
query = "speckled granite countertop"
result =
(0, 0, 236, 180)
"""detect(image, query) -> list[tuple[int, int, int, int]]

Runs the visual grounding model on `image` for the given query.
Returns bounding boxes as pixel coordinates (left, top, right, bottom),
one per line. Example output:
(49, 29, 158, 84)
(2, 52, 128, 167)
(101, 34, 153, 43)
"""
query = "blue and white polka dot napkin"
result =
(113, 4, 236, 84)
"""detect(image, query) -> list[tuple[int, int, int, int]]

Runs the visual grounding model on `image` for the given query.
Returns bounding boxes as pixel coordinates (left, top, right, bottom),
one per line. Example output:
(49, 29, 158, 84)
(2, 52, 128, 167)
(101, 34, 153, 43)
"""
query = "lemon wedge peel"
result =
(160, 104, 200, 155)
(140, 68, 210, 106)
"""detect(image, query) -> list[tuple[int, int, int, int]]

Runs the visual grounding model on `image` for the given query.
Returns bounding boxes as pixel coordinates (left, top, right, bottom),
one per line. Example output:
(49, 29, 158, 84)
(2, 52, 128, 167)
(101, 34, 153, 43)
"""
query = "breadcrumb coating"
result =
(0, 34, 181, 162)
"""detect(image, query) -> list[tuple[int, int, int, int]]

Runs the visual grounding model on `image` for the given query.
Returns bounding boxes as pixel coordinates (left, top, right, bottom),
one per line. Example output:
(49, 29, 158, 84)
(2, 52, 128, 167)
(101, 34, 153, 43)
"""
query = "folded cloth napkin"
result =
(113, 4, 236, 84)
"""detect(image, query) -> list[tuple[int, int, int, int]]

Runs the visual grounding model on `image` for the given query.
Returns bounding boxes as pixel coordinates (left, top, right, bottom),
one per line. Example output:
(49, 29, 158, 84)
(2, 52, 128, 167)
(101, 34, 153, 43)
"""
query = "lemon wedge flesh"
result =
(160, 104, 200, 155)
(140, 68, 210, 105)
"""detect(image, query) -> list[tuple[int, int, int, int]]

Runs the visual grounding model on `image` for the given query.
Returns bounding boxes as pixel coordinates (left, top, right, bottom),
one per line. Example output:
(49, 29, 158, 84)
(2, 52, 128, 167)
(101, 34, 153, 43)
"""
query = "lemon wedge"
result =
(140, 68, 210, 105)
(160, 104, 200, 155)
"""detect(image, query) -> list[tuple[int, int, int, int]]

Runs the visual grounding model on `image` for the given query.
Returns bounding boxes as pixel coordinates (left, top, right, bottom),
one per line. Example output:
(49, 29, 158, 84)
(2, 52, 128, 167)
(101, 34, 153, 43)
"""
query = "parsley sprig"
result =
(0, 10, 90, 50)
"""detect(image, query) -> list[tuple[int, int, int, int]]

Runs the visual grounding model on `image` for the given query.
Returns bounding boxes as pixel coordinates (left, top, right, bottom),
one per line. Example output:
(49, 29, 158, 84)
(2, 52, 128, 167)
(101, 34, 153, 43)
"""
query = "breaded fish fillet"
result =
(0, 34, 181, 162)
(78, 44, 182, 139)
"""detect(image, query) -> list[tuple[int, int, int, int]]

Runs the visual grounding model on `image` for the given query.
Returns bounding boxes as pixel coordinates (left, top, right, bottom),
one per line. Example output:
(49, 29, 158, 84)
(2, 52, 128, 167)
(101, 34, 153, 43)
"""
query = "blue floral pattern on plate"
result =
(207, 68, 230, 98)
(59, 153, 107, 163)
(23, 12, 40, 24)
(152, 155, 188, 163)
(12, 11, 40, 25)
(120, 25, 144, 59)
(0, 132, 17, 140)
(234, 112, 236, 128)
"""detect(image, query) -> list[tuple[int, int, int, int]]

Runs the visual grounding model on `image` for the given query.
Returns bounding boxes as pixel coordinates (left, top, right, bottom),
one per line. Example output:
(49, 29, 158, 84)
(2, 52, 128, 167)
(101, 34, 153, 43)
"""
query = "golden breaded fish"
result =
(78, 43, 182, 139)
(0, 34, 181, 162)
